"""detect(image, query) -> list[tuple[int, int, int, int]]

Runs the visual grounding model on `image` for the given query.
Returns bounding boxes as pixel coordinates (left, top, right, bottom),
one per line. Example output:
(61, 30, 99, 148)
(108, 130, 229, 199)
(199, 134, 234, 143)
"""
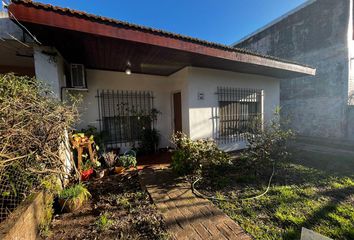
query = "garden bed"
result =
(195, 148, 354, 240)
(47, 171, 169, 239)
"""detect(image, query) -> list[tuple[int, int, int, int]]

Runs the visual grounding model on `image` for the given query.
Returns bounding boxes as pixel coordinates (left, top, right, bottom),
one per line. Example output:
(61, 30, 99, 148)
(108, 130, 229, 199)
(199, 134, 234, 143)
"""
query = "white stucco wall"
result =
(33, 46, 64, 98)
(79, 69, 179, 149)
(186, 67, 280, 146)
(73, 67, 280, 152)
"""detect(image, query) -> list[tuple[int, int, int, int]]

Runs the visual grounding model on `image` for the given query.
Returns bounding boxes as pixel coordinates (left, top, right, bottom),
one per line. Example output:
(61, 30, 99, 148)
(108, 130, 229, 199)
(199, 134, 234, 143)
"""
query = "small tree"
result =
(241, 108, 295, 174)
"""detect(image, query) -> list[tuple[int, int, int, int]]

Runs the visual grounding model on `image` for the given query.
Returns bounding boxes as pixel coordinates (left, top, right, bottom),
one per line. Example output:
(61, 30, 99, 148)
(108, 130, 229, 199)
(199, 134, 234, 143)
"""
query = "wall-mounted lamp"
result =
(125, 68, 131, 75)
(125, 61, 132, 75)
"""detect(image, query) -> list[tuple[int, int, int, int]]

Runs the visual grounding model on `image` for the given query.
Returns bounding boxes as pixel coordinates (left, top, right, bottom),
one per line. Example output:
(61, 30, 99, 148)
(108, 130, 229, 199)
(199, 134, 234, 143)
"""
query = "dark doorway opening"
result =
(173, 92, 182, 133)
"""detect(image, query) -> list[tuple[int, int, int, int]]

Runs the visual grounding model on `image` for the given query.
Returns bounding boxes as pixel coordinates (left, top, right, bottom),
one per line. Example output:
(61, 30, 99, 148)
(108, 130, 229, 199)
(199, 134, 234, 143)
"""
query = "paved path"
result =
(139, 166, 252, 240)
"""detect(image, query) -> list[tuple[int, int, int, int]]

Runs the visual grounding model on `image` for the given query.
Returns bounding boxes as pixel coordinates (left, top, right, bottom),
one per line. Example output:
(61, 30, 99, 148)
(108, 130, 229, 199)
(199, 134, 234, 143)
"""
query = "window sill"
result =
(63, 87, 89, 91)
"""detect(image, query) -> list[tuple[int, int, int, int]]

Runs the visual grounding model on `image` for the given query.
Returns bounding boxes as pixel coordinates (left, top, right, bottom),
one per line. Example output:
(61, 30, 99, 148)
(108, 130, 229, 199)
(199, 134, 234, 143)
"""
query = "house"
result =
(3, 0, 315, 152)
(234, 0, 354, 142)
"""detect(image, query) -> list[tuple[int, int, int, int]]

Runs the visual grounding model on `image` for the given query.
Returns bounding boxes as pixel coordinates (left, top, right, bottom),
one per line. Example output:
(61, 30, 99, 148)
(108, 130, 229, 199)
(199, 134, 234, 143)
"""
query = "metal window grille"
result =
(97, 90, 154, 149)
(216, 87, 263, 144)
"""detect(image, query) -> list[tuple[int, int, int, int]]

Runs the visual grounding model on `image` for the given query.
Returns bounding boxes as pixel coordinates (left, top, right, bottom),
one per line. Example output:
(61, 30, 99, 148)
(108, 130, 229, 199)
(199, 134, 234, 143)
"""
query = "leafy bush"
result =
(58, 183, 91, 201)
(171, 133, 230, 175)
(241, 108, 295, 172)
(0, 73, 79, 221)
(118, 155, 137, 168)
(140, 128, 160, 154)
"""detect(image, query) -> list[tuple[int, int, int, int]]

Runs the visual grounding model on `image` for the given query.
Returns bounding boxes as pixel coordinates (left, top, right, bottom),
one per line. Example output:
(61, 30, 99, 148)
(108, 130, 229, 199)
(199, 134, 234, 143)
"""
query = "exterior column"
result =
(33, 46, 72, 178)
(33, 46, 64, 99)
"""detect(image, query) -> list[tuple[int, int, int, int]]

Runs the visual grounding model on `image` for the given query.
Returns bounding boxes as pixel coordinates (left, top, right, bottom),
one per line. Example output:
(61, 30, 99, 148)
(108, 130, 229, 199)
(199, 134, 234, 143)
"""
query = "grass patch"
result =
(199, 148, 354, 240)
(95, 212, 114, 231)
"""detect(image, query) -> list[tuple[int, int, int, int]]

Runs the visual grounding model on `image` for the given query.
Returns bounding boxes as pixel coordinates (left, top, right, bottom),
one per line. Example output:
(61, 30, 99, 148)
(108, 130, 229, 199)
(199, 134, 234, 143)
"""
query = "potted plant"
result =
(58, 183, 91, 212)
(102, 151, 117, 171)
(140, 128, 160, 154)
(81, 160, 94, 181)
(114, 165, 125, 174)
(94, 160, 106, 179)
(118, 154, 137, 170)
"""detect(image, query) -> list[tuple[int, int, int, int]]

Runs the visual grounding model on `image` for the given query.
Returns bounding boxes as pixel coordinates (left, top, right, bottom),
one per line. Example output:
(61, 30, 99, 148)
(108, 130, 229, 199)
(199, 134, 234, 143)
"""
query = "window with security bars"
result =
(97, 90, 154, 149)
(216, 87, 263, 143)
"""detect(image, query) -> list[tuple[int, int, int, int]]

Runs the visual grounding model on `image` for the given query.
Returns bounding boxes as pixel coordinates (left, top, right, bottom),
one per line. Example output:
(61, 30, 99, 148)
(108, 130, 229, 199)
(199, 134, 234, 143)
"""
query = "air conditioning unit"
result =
(70, 64, 86, 88)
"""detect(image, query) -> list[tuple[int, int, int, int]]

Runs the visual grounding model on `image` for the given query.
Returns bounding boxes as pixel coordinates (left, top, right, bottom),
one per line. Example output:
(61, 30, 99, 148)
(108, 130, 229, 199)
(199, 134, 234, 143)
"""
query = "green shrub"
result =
(171, 149, 193, 175)
(171, 133, 230, 175)
(118, 155, 137, 168)
(39, 195, 54, 238)
(58, 183, 91, 201)
(140, 128, 160, 154)
(0, 73, 79, 220)
(241, 108, 294, 172)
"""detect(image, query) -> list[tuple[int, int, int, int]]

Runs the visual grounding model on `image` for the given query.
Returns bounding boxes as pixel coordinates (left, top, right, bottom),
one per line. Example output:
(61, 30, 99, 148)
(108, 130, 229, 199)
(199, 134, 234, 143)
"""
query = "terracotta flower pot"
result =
(81, 168, 94, 181)
(127, 166, 136, 171)
(58, 198, 83, 213)
(114, 166, 125, 174)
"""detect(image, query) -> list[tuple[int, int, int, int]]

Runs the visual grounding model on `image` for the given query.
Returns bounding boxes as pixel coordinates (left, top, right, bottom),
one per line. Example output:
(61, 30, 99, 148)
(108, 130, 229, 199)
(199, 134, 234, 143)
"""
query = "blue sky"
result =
(38, 0, 307, 45)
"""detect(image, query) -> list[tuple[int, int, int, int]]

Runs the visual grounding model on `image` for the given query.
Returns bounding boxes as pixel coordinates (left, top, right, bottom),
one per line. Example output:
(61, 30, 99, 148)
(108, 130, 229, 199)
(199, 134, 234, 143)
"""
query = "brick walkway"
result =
(139, 166, 252, 240)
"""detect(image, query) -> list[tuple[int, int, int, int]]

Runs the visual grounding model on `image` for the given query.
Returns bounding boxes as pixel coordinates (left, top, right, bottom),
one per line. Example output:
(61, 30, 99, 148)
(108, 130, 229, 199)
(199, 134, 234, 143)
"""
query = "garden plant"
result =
(58, 183, 91, 212)
(0, 73, 79, 222)
(171, 132, 231, 176)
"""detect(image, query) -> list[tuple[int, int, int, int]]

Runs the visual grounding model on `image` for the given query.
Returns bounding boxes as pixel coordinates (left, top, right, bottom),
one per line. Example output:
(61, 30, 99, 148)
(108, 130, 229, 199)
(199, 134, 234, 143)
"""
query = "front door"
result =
(173, 92, 182, 133)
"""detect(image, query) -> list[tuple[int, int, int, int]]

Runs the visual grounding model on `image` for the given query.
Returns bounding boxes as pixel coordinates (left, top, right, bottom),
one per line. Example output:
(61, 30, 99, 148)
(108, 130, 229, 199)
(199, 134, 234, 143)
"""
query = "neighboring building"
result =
(235, 0, 354, 141)
(0, 10, 34, 76)
(3, 0, 314, 152)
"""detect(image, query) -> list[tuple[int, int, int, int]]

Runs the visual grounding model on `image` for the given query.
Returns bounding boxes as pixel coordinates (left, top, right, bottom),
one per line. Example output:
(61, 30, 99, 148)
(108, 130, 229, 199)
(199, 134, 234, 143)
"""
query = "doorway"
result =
(173, 92, 182, 133)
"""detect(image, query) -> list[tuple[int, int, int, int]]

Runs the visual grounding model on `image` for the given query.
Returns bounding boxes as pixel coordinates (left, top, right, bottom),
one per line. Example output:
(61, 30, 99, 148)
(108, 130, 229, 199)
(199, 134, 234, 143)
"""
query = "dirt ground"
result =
(47, 171, 169, 240)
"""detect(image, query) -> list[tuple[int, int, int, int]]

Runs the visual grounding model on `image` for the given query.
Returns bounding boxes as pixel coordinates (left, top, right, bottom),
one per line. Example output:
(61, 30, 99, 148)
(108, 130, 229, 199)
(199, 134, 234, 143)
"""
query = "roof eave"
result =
(7, 0, 316, 78)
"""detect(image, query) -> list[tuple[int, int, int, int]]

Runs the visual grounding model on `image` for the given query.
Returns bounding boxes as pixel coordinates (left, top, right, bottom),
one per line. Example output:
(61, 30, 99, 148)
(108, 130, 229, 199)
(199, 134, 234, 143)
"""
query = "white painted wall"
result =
(186, 67, 280, 150)
(33, 46, 72, 173)
(33, 46, 64, 98)
(75, 67, 280, 152)
(79, 69, 175, 149)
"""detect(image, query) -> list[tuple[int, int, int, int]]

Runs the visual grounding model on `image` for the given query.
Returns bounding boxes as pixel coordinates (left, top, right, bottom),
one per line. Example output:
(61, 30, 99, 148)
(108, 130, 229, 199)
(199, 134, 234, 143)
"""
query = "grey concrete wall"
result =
(0, 11, 35, 75)
(348, 106, 354, 140)
(0, 11, 24, 40)
(0, 191, 52, 240)
(236, 0, 351, 140)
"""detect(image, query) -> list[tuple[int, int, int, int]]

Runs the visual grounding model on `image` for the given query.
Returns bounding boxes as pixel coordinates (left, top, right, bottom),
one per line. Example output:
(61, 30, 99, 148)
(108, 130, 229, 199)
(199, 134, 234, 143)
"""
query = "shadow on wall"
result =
(347, 106, 354, 141)
(211, 106, 219, 140)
